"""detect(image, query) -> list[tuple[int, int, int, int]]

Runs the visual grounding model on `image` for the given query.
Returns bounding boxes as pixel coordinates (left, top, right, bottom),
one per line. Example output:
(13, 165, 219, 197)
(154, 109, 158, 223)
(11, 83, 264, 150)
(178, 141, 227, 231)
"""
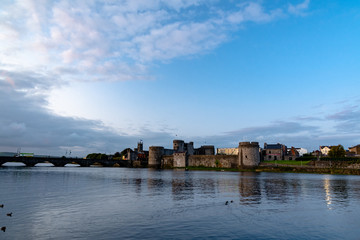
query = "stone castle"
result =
(148, 140, 260, 169)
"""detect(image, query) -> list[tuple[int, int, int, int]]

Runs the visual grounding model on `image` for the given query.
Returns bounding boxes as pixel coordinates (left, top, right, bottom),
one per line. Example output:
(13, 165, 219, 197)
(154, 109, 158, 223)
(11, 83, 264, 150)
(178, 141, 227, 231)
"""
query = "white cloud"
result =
(0, 0, 290, 84)
(288, 0, 310, 16)
(132, 20, 226, 62)
(227, 2, 283, 24)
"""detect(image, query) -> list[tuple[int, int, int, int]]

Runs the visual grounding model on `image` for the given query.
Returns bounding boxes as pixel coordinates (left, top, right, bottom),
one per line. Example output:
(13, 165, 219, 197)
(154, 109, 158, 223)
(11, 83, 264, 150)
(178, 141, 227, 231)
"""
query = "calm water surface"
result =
(0, 166, 360, 239)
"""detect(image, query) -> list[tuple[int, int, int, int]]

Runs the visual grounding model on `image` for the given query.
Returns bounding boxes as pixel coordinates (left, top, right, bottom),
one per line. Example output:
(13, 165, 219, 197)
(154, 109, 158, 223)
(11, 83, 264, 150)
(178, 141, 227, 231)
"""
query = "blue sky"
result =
(1, 0, 360, 156)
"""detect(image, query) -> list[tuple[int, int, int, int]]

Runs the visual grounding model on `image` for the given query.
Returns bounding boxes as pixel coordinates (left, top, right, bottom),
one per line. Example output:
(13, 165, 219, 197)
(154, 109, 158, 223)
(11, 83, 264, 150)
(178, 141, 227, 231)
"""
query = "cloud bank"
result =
(0, 0, 310, 82)
(7, 0, 359, 157)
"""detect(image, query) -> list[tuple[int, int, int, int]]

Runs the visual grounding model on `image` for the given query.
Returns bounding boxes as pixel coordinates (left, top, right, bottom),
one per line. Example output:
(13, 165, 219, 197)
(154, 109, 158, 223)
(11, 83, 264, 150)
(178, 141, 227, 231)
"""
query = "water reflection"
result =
(147, 169, 166, 193)
(264, 178, 291, 203)
(323, 176, 350, 209)
(1, 168, 360, 240)
(133, 178, 142, 194)
(238, 172, 261, 205)
(171, 170, 194, 201)
(172, 179, 194, 200)
(324, 177, 333, 209)
(197, 178, 216, 196)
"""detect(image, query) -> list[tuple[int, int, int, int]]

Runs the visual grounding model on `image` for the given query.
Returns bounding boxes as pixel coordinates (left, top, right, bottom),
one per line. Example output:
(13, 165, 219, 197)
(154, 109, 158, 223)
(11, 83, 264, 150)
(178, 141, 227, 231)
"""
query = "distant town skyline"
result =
(1, 0, 360, 157)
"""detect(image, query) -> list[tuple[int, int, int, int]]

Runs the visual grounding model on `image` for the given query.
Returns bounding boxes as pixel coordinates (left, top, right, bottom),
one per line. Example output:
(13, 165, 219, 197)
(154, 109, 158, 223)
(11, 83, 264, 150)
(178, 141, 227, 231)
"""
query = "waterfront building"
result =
(348, 144, 360, 156)
(285, 147, 300, 160)
(320, 146, 333, 156)
(263, 143, 287, 161)
(295, 148, 308, 156)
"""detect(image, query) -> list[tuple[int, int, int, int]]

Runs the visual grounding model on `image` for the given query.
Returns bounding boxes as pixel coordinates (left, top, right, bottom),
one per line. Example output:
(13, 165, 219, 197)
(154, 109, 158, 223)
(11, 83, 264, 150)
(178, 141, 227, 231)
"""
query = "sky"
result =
(1, 0, 360, 157)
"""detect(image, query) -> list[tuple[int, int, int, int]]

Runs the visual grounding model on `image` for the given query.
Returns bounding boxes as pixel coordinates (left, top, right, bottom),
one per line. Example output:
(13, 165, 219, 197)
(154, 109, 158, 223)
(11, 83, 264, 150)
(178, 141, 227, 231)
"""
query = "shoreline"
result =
(179, 163, 360, 175)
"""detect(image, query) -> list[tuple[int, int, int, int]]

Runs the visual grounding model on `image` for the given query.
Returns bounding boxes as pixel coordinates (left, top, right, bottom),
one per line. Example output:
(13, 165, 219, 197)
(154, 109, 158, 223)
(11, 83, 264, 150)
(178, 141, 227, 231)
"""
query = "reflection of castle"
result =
(238, 172, 261, 205)
(148, 140, 260, 169)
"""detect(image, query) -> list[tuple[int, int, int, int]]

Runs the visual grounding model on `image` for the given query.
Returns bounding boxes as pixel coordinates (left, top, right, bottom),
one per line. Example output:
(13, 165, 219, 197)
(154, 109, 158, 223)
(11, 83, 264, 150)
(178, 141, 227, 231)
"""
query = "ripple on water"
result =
(1, 168, 360, 239)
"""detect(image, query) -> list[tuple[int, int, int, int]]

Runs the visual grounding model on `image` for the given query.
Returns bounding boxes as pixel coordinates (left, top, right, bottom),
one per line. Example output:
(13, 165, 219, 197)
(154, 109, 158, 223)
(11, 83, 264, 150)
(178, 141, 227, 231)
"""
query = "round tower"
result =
(148, 146, 164, 168)
(238, 142, 260, 167)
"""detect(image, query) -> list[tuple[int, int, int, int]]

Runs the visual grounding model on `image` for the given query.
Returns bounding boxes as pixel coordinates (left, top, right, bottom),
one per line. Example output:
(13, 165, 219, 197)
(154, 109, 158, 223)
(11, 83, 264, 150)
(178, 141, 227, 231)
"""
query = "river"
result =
(0, 166, 359, 239)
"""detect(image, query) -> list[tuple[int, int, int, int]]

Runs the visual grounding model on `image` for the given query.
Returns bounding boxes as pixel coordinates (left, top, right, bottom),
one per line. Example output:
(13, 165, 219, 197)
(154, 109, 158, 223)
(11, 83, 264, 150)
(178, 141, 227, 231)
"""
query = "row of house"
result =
(318, 145, 360, 157)
(217, 143, 308, 161)
(219, 143, 360, 160)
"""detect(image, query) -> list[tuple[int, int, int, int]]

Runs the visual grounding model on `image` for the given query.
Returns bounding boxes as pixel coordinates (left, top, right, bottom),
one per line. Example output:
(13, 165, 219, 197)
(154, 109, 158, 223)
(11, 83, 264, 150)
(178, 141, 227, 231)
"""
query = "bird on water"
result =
(0, 204, 3, 208)
(1, 227, 6, 232)
(225, 201, 229, 205)
(6, 212, 12, 217)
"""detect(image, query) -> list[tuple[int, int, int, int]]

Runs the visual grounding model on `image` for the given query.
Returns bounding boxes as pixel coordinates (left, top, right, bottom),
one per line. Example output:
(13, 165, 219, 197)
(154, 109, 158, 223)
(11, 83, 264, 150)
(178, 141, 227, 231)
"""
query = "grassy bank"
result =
(185, 166, 254, 172)
(182, 163, 360, 175)
(262, 160, 310, 165)
(256, 166, 360, 175)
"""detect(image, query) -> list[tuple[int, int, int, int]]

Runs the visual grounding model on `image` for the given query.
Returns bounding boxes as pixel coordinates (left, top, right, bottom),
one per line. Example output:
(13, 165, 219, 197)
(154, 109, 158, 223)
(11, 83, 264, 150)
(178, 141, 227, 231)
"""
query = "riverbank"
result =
(183, 160, 360, 175)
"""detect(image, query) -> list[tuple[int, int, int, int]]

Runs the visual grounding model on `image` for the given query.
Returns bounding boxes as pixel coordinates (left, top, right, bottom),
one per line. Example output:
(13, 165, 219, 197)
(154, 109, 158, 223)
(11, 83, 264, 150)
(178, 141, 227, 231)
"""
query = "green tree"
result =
(86, 153, 108, 159)
(86, 153, 98, 159)
(328, 145, 346, 158)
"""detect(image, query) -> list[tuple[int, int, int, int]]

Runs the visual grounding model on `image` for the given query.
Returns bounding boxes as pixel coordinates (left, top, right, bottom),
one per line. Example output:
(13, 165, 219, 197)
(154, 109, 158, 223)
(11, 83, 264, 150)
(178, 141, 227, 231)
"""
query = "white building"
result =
(320, 146, 332, 156)
(295, 148, 308, 157)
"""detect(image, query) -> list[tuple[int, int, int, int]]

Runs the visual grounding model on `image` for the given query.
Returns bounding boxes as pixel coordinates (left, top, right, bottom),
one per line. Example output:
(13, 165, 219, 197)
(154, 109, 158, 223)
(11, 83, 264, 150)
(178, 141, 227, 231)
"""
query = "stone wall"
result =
(174, 152, 187, 168)
(188, 155, 238, 168)
(162, 155, 174, 168)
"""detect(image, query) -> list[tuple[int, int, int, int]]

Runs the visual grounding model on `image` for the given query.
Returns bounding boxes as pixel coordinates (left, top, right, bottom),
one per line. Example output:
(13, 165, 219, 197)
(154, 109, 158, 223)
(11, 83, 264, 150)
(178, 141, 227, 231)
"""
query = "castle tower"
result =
(137, 140, 143, 152)
(148, 146, 164, 168)
(186, 142, 194, 155)
(173, 140, 185, 152)
(238, 142, 260, 167)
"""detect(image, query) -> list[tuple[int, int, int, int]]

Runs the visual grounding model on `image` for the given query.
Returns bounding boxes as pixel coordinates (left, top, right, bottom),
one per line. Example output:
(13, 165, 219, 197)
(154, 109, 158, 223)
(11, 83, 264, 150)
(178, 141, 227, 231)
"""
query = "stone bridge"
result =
(0, 156, 132, 167)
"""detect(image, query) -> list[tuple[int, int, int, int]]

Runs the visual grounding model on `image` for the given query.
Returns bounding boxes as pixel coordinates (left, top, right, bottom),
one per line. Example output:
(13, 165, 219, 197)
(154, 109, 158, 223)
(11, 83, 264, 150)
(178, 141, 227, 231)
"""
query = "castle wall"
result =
(188, 155, 238, 168)
(150, 140, 260, 169)
(162, 155, 174, 168)
(174, 152, 187, 168)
